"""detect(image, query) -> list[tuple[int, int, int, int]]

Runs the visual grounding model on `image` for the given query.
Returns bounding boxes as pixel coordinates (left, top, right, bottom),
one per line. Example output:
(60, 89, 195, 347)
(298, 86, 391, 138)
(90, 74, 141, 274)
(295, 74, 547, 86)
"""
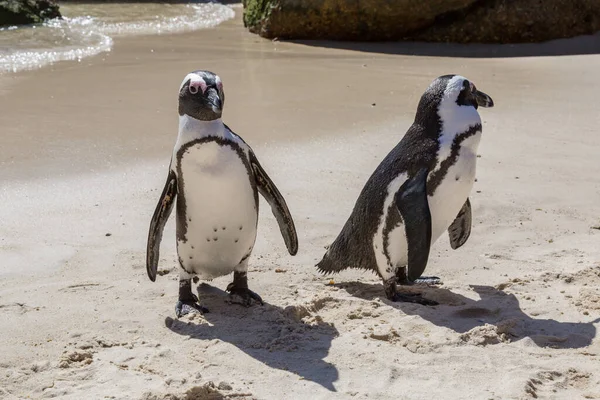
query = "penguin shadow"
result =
(336, 282, 599, 349)
(165, 283, 340, 391)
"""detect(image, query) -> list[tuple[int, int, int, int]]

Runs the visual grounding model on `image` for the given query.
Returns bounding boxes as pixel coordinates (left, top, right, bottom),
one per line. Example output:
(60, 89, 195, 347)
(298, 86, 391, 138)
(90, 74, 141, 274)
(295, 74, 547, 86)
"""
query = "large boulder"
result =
(408, 0, 600, 43)
(243, 0, 600, 43)
(0, 0, 61, 27)
(243, 0, 480, 41)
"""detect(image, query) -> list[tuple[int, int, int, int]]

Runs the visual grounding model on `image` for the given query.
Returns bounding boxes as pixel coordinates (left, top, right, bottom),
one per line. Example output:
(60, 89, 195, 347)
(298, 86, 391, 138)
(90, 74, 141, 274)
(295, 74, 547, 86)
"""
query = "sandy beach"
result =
(1, 8, 600, 400)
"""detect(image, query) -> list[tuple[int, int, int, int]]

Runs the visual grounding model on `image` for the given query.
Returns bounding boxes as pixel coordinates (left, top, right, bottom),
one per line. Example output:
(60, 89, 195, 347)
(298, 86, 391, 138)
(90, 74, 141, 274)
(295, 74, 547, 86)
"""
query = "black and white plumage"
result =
(317, 75, 494, 305)
(147, 70, 298, 317)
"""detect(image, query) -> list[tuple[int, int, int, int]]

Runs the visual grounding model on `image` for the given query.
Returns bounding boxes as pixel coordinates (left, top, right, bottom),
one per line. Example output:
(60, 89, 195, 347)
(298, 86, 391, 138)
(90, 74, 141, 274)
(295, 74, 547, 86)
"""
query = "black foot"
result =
(384, 276, 438, 306)
(412, 276, 442, 285)
(391, 292, 438, 306)
(176, 279, 209, 317)
(226, 284, 264, 307)
(226, 271, 264, 307)
(175, 300, 209, 318)
(397, 268, 442, 285)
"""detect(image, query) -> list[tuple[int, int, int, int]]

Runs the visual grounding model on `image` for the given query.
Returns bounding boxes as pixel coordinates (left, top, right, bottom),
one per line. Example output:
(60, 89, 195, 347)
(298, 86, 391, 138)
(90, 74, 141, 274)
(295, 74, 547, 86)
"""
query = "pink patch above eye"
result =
(189, 78, 207, 94)
(216, 79, 223, 91)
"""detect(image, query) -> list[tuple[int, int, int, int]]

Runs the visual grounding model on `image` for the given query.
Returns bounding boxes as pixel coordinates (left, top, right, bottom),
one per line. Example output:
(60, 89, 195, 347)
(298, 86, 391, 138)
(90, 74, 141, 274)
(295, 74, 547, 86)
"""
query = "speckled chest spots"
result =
(174, 137, 259, 278)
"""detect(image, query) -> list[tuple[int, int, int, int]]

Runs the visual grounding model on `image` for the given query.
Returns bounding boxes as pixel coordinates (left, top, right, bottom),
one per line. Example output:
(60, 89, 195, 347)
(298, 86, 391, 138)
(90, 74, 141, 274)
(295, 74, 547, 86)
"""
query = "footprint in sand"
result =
(58, 283, 114, 293)
(524, 368, 593, 399)
(0, 302, 42, 314)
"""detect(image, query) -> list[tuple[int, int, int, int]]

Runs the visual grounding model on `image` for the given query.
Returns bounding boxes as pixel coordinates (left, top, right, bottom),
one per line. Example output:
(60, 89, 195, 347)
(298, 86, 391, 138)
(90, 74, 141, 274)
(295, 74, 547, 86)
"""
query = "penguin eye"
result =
(188, 78, 207, 95)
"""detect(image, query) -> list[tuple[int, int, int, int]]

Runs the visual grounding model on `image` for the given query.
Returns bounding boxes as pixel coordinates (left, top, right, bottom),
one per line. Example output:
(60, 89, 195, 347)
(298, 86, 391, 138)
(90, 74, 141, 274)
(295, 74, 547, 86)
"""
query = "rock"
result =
(243, 0, 479, 40)
(0, 0, 61, 27)
(243, 0, 600, 43)
(409, 0, 600, 43)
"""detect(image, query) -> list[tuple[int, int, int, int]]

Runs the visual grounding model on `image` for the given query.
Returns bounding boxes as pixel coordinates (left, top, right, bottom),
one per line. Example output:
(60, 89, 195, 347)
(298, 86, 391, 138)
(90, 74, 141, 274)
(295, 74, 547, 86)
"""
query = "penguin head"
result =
(178, 70, 225, 121)
(415, 75, 494, 128)
(437, 75, 494, 110)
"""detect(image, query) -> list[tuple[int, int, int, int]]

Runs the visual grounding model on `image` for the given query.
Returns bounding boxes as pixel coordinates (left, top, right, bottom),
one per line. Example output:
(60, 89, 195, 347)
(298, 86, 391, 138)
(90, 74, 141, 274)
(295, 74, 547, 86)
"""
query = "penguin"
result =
(316, 75, 494, 305)
(146, 70, 298, 317)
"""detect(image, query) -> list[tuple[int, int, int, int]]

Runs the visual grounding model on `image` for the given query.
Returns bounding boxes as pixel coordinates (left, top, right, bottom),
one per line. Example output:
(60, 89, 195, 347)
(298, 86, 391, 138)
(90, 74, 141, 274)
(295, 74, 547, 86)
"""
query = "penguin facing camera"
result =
(146, 70, 298, 317)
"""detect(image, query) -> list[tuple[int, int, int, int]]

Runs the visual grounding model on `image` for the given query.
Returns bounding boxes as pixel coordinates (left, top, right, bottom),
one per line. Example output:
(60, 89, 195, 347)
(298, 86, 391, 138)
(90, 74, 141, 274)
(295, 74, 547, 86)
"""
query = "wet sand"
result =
(1, 9, 600, 400)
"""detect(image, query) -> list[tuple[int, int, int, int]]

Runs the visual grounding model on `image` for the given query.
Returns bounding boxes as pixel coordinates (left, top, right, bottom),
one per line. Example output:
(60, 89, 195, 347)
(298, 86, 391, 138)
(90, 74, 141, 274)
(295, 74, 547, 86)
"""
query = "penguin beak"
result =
(207, 89, 222, 113)
(474, 89, 494, 108)
(211, 96, 222, 112)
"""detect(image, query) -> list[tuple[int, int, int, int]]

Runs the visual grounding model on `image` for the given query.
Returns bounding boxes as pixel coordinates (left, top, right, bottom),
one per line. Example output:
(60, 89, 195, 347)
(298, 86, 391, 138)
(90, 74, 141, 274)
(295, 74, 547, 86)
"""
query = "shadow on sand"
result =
(289, 32, 600, 58)
(336, 281, 599, 349)
(165, 284, 339, 391)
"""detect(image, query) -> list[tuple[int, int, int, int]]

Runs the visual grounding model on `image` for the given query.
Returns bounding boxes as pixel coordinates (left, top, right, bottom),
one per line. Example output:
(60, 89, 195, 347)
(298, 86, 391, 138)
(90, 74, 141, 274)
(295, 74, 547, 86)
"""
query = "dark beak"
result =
(474, 89, 494, 108)
(208, 89, 222, 112)
(212, 96, 222, 112)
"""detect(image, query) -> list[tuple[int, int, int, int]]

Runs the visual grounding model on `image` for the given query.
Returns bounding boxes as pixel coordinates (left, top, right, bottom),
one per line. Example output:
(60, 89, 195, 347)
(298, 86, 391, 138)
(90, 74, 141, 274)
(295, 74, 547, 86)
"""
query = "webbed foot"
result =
(226, 271, 264, 307)
(383, 276, 438, 306)
(396, 268, 442, 286)
(176, 278, 209, 317)
(226, 285, 264, 306)
(412, 276, 442, 285)
(175, 299, 209, 318)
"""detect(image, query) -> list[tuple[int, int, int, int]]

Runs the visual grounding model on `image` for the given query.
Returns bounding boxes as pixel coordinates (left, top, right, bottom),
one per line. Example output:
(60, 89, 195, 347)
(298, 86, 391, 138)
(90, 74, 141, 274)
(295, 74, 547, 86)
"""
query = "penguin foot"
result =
(176, 278, 208, 317)
(176, 294, 209, 318)
(396, 270, 442, 286)
(226, 284, 264, 307)
(412, 276, 442, 285)
(390, 292, 438, 306)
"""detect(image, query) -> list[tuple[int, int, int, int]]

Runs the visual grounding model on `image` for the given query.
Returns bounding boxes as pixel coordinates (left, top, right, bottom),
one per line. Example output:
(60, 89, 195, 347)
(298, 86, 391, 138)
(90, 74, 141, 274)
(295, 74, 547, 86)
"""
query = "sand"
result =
(1, 9, 600, 400)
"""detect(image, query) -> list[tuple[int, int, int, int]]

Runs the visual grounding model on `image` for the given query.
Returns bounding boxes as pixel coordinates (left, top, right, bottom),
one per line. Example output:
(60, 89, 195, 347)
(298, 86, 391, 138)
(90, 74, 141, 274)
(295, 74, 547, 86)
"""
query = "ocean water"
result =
(0, 2, 235, 74)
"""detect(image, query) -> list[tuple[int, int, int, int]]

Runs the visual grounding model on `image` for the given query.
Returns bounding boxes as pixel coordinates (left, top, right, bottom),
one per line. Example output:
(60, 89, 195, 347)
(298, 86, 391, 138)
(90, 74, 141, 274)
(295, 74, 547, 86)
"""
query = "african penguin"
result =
(317, 75, 494, 305)
(147, 70, 298, 317)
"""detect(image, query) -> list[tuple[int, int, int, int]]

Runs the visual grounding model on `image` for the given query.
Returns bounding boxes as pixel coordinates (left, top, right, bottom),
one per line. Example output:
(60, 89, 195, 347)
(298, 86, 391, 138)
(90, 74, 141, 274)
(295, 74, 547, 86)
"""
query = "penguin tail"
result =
(316, 247, 347, 275)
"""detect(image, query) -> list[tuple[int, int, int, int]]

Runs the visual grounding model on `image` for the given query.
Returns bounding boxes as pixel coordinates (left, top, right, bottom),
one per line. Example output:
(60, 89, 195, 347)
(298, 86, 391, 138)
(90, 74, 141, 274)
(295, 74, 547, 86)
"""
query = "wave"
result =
(0, 2, 235, 74)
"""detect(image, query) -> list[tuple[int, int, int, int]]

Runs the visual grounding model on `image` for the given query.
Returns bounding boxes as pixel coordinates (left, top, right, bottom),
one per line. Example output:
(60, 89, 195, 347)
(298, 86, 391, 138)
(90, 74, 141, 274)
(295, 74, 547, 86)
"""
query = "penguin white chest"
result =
(177, 141, 258, 279)
(428, 104, 482, 242)
(427, 137, 479, 242)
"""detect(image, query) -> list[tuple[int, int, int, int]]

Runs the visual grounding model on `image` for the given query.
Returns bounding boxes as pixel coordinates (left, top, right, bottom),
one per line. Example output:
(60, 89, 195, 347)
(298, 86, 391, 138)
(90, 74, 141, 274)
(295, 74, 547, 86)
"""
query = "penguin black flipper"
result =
(448, 198, 472, 250)
(146, 169, 178, 282)
(395, 168, 432, 282)
(249, 151, 299, 256)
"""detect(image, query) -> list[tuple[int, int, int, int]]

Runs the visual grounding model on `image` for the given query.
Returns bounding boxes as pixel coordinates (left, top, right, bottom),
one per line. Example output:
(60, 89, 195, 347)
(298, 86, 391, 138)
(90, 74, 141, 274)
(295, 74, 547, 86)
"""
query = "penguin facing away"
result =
(147, 70, 298, 317)
(317, 75, 494, 305)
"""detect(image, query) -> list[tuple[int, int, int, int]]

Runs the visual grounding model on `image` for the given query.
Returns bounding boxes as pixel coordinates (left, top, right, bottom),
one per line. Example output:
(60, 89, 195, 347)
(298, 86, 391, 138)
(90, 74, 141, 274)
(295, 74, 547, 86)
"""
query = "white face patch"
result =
(215, 75, 223, 91)
(442, 75, 468, 103)
(437, 75, 480, 131)
(179, 73, 207, 94)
